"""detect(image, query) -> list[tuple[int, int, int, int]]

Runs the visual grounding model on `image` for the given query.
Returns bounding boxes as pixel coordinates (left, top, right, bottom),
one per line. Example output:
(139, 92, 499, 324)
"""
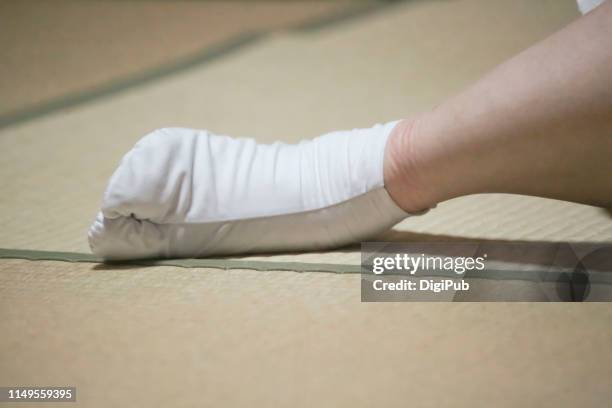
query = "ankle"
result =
(383, 116, 439, 213)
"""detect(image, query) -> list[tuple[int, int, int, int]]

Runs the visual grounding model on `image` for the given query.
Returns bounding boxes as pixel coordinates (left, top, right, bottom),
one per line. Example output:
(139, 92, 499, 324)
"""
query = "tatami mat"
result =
(0, 0, 360, 119)
(2, 1, 612, 405)
(1, 258, 611, 407)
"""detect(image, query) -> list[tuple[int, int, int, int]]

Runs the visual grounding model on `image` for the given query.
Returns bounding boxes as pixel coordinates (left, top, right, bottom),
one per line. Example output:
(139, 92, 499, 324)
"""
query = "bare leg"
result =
(385, 2, 612, 213)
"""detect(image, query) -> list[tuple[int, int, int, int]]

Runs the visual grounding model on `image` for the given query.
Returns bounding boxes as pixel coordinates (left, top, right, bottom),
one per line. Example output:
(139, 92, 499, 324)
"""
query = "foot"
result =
(89, 123, 410, 260)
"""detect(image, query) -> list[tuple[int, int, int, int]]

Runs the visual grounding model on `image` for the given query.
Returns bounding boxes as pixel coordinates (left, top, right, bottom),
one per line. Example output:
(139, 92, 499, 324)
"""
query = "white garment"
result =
(89, 123, 409, 260)
(577, 0, 606, 14)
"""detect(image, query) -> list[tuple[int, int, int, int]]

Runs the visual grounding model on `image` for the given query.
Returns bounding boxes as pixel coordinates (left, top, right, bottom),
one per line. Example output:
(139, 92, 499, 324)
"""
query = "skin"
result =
(384, 1, 612, 214)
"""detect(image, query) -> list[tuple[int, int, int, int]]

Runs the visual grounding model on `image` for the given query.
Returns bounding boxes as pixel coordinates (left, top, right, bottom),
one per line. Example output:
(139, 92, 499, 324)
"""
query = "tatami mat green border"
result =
(0, 0, 403, 130)
(0, 248, 362, 273)
(2, 248, 611, 286)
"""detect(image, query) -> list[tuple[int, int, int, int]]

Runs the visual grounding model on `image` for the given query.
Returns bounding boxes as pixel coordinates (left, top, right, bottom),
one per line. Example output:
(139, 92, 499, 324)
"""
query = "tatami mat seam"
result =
(0, 0, 403, 130)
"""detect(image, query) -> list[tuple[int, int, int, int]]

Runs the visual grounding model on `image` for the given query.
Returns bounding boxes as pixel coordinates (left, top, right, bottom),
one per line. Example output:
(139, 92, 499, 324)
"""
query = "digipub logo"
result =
(361, 242, 612, 302)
